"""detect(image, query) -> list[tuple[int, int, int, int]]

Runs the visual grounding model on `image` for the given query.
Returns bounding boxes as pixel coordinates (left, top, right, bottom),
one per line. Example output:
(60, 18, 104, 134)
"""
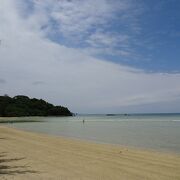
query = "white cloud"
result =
(13, 0, 140, 58)
(49, 0, 129, 36)
(86, 31, 129, 48)
(85, 31, 131, 57)
(1, 0, 180, 113)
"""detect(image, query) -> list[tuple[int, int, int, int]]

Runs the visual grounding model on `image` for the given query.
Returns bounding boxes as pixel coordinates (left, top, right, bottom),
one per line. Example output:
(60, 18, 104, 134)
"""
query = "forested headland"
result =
(0, 95, 73, 117)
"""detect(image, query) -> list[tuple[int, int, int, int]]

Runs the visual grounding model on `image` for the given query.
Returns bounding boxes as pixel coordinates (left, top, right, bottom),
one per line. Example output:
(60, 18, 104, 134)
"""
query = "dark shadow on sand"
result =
(0, 152, 38, 175)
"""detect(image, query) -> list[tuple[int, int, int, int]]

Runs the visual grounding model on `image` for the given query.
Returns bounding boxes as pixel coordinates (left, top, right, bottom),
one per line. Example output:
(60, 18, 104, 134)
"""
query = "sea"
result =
(3, 113, 180, 153)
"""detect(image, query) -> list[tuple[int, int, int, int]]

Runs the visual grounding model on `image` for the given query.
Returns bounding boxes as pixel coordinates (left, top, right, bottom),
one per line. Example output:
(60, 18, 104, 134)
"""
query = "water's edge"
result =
(2, 114, 180, 154)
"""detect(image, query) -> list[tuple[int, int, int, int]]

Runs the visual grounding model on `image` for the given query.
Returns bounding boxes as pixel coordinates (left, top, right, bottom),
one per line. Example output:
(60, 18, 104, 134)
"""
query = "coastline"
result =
(0, 126, 180, 180)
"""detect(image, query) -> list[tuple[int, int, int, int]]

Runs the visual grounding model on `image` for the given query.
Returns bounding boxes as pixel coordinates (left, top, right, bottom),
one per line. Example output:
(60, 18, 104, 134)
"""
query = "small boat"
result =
(106, 114, 115, 116)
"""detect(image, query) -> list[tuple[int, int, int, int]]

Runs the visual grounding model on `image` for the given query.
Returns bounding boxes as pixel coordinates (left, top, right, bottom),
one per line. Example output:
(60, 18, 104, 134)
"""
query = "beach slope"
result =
(0, 126, 180, 180)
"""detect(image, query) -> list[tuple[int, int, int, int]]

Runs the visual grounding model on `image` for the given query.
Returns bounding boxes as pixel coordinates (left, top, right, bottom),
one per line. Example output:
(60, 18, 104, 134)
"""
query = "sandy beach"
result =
(0, 126, 180, 180)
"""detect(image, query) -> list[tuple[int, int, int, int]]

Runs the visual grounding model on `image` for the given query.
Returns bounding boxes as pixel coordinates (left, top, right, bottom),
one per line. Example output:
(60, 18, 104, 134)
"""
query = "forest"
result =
(0, 95, 73, 117)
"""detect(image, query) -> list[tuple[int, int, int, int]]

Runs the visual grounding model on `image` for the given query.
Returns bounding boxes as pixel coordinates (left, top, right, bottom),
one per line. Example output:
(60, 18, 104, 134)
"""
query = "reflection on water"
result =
(4, 114, 180, 153)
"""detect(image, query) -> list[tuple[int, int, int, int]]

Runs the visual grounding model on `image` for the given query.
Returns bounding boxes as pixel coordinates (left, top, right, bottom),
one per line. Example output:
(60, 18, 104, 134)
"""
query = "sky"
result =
(0, 0, 180, 113)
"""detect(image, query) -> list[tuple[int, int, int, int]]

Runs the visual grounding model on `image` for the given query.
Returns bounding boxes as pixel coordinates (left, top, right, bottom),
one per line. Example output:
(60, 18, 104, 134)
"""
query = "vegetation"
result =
(0, 95, 73, 117)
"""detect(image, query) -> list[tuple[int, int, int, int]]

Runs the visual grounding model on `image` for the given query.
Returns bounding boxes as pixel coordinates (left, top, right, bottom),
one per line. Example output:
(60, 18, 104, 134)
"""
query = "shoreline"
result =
(2, 121, 180, 155)
(5, 124, 180, 155)
(0, 125, 180, 179)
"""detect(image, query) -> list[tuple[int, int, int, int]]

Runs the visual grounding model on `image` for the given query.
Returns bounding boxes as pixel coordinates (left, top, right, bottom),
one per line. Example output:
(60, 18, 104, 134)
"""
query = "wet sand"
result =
(0, 126, 180, 180)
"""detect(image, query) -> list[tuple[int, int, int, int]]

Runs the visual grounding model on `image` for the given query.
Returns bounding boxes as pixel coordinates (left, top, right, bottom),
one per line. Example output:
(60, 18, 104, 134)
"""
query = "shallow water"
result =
(3, 114, 180, 153)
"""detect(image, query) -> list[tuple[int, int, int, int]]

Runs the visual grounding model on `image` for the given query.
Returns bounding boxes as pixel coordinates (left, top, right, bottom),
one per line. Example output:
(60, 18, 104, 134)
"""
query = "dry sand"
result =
(0, 126, 180, 180)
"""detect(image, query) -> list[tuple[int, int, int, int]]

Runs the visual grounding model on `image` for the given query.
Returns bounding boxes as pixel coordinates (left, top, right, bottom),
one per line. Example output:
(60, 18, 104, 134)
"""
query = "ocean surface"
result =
(3, 114, 180, 153)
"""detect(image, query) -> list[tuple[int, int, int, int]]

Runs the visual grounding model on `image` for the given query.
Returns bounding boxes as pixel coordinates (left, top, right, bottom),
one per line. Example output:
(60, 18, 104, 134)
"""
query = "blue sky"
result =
(22, 0, 180, 72)
(1, 0, 180, 113)
(136, 0, 180, 72)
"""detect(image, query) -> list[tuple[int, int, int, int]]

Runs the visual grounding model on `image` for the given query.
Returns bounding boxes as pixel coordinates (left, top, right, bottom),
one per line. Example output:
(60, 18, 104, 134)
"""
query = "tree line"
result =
(0, 95, 73, 117)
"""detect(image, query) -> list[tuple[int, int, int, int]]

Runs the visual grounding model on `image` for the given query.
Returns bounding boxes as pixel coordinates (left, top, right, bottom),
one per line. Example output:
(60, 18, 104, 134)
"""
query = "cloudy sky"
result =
(0, 0, 180, 113)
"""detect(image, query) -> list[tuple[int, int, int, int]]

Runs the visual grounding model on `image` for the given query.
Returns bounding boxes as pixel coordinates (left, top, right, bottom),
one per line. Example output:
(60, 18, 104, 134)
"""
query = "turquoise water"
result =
(3, 114, 180, 153)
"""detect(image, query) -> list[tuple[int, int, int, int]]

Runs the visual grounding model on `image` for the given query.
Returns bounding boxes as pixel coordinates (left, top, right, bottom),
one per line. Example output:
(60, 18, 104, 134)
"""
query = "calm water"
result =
(3, 114, 180, 153)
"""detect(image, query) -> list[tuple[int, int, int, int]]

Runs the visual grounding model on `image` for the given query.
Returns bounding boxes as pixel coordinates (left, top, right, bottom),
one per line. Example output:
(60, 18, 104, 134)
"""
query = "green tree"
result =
(0, 95, 73, 117)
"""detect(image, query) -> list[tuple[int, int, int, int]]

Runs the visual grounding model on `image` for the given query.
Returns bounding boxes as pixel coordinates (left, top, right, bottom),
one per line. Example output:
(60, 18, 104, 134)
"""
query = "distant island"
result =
(0, 95, 73, 117)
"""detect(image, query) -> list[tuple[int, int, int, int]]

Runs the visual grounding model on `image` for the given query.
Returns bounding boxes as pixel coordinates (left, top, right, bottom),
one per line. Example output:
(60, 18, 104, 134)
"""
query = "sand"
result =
(0, 126, 180, 180)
